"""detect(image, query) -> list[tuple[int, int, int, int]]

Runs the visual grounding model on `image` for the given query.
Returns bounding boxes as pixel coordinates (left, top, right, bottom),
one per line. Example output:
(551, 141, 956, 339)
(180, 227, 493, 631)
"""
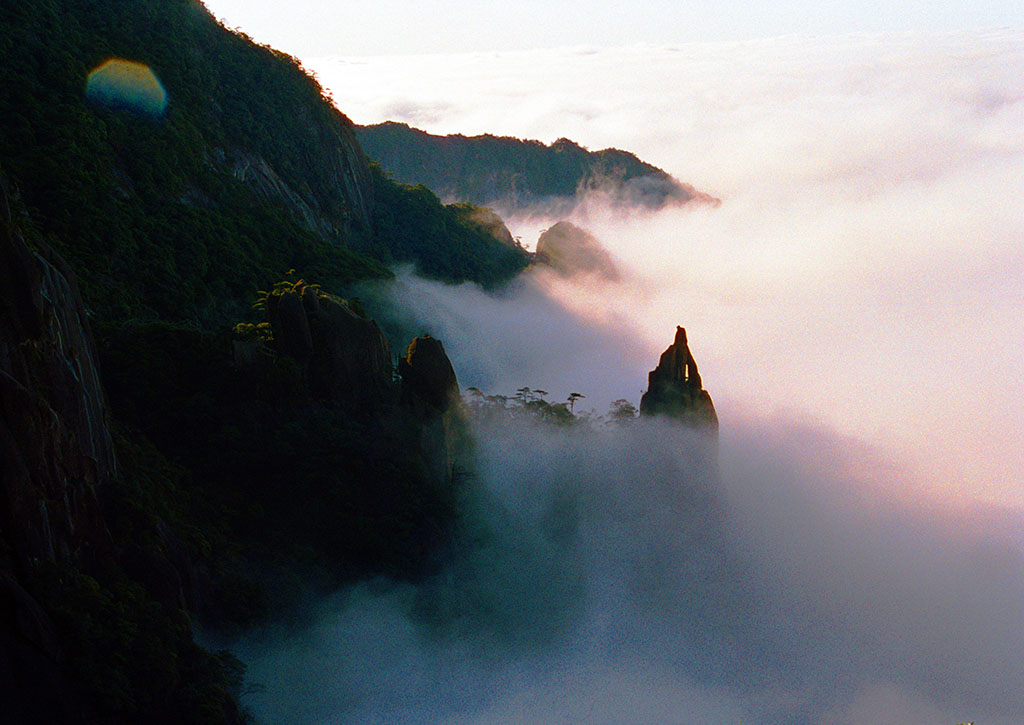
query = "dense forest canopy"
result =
(0, 0, 527, 324)
(357, 120, 714, 214)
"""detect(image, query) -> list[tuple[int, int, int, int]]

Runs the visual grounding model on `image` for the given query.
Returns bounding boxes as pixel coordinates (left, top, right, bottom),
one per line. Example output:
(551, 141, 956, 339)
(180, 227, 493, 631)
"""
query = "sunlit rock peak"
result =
(639, 326, 718, 431)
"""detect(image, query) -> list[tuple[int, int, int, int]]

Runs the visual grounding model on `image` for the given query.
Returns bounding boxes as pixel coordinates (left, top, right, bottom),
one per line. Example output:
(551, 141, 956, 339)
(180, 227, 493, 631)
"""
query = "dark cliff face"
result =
(264, 285, 395, 413)
(0, 176, 246, 723)
(0, 178, 112, 721)
(226, 140, 373, 241)
(399, 335, 463, 488)
(253, 289, 465, 489)
(640, 326, 718, 431)
(0, 179, 114, 573)
(400, 335, 460, 415)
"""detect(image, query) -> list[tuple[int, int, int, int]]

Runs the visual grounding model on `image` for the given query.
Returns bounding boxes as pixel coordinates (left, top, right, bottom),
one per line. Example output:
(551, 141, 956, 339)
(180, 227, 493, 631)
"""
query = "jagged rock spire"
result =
(639, 326, 718, 431)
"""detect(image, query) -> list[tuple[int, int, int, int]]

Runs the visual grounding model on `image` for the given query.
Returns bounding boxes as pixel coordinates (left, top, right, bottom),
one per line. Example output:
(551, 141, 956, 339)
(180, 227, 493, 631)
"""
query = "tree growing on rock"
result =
(608, 398, 638, 424)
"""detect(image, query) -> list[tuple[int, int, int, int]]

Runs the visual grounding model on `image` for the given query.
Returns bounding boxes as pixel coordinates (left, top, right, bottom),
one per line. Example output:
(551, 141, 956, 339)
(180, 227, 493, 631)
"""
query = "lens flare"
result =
(85, 59, 167, 117)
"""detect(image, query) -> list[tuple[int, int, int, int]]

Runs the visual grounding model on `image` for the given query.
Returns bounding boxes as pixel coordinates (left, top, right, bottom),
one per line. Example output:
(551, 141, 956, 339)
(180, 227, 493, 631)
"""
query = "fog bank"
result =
(235, 409, 1024, 723)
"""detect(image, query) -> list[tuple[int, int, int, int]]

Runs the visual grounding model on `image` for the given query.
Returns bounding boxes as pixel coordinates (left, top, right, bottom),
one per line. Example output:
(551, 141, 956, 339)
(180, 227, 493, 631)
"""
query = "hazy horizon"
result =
(202, 0, 1021, 57)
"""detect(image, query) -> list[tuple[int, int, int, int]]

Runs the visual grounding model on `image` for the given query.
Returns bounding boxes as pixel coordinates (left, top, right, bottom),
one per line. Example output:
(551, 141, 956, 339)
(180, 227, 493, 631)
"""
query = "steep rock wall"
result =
(0, 179, 115, 572)
(263, 286, 395, 413)
(257, 290, 464, 488)
(400, 335, 463, 487)
(0, 176, 116, 721)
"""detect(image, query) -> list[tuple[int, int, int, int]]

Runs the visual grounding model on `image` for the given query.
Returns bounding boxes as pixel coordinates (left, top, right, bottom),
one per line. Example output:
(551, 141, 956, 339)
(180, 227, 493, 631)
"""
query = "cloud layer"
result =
(314, 31, 1024, 502)
(230, 32, 1024, 723)
(235, 411, 1024, 723)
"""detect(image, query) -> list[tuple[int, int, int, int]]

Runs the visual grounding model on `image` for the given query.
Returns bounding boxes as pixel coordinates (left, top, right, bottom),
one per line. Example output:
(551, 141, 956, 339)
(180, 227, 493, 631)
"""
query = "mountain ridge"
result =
(357, 120, 720, 216)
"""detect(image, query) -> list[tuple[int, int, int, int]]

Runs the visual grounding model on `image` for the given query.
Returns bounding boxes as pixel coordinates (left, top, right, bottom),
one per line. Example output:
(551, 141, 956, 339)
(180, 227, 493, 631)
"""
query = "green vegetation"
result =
(357, 121, 701, 213)
(464, 386, 635, 428)
(367, 165, 530, 287)
(0, 1, 530, 719)
(0, 1, 526, 326)
(0, 0, 392, 322)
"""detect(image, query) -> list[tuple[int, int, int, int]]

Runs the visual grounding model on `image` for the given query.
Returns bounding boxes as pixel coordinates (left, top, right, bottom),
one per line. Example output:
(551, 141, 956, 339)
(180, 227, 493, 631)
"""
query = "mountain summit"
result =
(640, 326, 718, 431)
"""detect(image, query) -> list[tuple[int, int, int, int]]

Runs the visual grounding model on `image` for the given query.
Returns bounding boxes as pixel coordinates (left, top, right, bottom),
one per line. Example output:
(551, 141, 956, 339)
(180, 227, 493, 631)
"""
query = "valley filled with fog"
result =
(233, 31, 1024, 723)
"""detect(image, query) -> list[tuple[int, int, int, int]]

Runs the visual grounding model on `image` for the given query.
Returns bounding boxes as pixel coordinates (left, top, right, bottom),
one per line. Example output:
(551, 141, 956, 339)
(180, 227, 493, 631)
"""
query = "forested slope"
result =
(0, 2, 530, 722)
(358, 120, 719, 215)
(0, 0, 527, 324)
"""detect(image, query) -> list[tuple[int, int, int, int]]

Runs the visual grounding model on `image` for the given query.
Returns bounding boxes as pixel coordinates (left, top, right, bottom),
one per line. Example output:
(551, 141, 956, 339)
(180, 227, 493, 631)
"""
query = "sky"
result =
(203, 0, 1021, 56)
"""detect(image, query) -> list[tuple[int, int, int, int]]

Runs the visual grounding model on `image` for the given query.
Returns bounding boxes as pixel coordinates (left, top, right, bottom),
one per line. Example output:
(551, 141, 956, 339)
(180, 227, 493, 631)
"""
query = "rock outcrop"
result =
(399, 336, 463, 486)
(400, 336, 460, 414)
(257, 288, 464, 486)
(535, 221, 620, 280)
(448, 205, 518, 247)
(0, 178, 115, 572)
(226, 132, 373, 239)
(307, 294, 394, 412)
(640, 326, 718, 431)
(264, 285, 394, 413)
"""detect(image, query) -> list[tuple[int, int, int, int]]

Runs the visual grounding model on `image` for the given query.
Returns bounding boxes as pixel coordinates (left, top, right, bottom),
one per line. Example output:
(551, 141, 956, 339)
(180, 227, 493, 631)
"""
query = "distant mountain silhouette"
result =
(357, 122, 719, 216)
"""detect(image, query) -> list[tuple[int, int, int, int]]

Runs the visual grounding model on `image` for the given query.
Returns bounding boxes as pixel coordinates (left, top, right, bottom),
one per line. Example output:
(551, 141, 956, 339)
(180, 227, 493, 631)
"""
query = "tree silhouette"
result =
(608, 398, 638, 423)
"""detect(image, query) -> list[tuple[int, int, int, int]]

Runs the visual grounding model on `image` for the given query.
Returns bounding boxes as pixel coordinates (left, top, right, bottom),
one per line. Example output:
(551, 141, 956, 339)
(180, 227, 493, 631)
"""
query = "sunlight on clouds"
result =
(309, 30, 1024, 504)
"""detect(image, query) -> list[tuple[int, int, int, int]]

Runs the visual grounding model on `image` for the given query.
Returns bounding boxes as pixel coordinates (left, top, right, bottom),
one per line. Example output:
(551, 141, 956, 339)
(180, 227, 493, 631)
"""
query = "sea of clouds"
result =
(232, 32, 1024, 722)
(314, 31, 1023, 504)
